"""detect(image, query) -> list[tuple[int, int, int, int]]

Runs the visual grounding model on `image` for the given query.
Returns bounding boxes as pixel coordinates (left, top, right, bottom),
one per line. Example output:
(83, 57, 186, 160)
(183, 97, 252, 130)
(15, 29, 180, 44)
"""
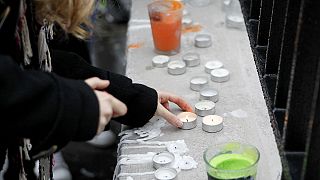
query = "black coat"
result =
(0, 0, 157, 171)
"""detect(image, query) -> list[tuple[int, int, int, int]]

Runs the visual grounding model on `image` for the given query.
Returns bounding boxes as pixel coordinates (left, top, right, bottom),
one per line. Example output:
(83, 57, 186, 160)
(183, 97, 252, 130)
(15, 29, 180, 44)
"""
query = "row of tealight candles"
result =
(152, 32, 230, 133)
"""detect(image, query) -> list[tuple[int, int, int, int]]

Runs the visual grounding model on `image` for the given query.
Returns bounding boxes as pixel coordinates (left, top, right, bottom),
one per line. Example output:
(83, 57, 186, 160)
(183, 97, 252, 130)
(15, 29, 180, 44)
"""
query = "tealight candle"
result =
(202, 115, 223, 133)
(167, 61, 186, 75)
(190, 76, 209, 91)
(195, 34, 212, 48)
(205, 61, 224, 74)
(200, 88, 219, 102)
(222, 0, 231, 11)
(211, 68, 230, 82)
(183, 9, 189, 16)
(177, 112, 197, 130)
(152, 55, 170, 68)
(195, 100, 215, 117)
(182, 17, 193, 28)
(154, 167, 178, 180)
(182, 53, 200, 67)
(153, 151, 175, 169)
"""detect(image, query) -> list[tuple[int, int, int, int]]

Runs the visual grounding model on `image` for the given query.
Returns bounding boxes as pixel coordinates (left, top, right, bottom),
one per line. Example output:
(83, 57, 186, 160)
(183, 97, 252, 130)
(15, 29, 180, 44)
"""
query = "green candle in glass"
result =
(204, 142, 260, 180)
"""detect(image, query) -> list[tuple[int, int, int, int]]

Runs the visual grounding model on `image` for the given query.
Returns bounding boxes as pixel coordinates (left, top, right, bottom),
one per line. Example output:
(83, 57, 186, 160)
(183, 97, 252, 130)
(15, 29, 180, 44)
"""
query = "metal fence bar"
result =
(241, 0, 320, 178)
(273, 0, 301, 109)
(265, 0, 288, 75)
(256, 0, 273, 46)
(249, 0, 261, 20)
(303, 72, 320, 179)
(293, 0, 320, 178)
(284, 0, 320, 152)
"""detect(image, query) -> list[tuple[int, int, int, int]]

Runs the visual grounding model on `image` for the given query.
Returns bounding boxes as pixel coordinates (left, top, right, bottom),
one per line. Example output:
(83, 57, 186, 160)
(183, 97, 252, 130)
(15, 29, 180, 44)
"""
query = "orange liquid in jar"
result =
(149, 1, 183, 54)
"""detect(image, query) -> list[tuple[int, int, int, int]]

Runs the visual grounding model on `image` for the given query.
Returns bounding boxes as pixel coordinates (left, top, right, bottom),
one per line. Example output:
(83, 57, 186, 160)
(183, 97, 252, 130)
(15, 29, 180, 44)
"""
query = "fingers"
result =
(108, 94, 128, 117)
(85, 77, 110, 90)
(159, 91, 193, 112)
(97, 115, 110, 134)
(162, 102, 170, 110)
(157, 104, 183, 128)
(94, 90, 127, 134)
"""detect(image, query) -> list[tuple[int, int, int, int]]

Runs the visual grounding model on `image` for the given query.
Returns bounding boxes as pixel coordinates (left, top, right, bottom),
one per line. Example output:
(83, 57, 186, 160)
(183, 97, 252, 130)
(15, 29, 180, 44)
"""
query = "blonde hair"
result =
(34, 0, 95, 39)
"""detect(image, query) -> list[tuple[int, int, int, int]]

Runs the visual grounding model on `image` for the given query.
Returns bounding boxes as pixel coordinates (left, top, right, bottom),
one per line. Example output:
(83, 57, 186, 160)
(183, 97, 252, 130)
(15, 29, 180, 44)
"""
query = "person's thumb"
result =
(109, 94, 128, 117)
(85, 77, 110, 90)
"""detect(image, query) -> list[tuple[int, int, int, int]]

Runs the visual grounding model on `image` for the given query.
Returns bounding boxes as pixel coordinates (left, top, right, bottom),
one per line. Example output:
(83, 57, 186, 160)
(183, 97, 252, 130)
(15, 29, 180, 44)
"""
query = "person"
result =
(0, 0, 193, 179)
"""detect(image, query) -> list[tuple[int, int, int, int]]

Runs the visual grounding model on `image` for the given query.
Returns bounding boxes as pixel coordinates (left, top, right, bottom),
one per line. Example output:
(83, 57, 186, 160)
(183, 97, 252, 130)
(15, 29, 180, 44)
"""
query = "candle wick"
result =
(186, 119, 189, 122)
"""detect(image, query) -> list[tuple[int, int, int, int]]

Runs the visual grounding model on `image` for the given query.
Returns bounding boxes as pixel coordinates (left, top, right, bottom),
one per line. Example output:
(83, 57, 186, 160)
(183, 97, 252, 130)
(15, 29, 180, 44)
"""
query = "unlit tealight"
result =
(190, 76, 209, 91)
(195, 34, 212, 48)
(195, 100, 216, 117)
(182, 52, 200, 67)
(205, 61, 224, 73)
(182, 17, 193, 27)
(200, 88, 219, 102)
(211, 68, 230, 82)
(152, 55, 170, 68)
(168, 61, 186, 75)
(154, 167, 177, 180)
(153, 151, 175, 169)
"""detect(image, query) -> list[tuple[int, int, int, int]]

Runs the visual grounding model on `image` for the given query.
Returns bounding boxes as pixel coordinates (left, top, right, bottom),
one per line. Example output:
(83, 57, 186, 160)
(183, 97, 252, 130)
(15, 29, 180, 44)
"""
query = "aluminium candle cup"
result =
(202, 115, 223, 133)
(177, 112, 197, 130)
(182, 52, 200, 67)
(205, 61, 224, 74)
(153, 151, 175, 169)
(190, 76, 209, 91)
(195, 34, 212, 48)
(222, 0, 231, 11)
(152, 55, 170, 68)
(154, 167, 178, 180)
(182, 17, 193, 28)
(167, 61, 186, 75)
(183, 9, 189, 16)
(200, 88, 219, 102)
(211, 68, 230, 82)
(195, 100, 216, 117)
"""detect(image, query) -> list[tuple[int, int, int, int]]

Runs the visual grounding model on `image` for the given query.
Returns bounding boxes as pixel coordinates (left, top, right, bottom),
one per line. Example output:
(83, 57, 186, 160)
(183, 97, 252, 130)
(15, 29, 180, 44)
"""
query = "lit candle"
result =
(154, 167, 178, 180)
(202, 115, 223, 133)
(167, 61, 186, 75)
(152, 55, 170, 68)
(205, 61, 224, 74)
(195, 100, 215, 117)
(177, 112, 197, 130)
(153, 152, 175, 169)
(182, 52, 200, 67)
(200, 88, 219, 102)
(195, 34, 212, 48)
(211, 68, 230, 82)
(190, 76, 209, 91)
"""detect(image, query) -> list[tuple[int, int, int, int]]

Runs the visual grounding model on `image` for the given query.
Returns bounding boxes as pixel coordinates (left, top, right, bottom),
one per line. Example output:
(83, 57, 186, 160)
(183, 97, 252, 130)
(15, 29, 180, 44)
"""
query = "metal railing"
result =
(239, 0, 320, 179)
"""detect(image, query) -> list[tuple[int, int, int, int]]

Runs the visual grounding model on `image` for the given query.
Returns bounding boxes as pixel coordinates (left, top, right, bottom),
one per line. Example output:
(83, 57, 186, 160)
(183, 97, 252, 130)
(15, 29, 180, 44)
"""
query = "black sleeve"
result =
(0, 55, 99, 154)
(51, 50, 158, 127)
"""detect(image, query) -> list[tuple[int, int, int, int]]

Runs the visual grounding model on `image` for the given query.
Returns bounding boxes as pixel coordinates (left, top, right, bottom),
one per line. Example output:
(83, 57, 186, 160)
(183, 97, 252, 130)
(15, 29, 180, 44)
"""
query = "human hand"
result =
(85, 77, 110, 90)
(155, 91, 193, 128)
(85, 77, 127, 134)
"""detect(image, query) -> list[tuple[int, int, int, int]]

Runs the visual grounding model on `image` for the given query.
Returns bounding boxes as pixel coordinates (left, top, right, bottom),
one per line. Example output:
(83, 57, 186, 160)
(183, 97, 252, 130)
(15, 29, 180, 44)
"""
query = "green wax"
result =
(208, 154, 256, 179)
